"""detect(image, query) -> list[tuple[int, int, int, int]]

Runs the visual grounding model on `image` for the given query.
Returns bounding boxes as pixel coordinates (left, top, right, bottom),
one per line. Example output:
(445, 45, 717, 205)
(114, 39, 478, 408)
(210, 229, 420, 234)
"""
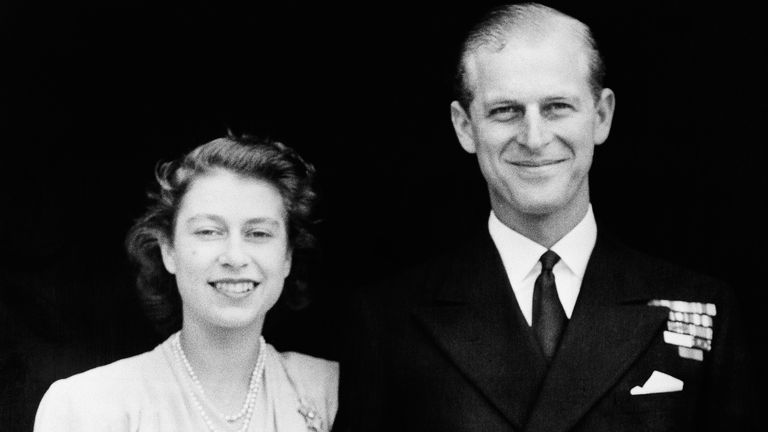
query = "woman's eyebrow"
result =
(243, 218, 281, 227)
(185, 214, 226, 225)
(184, 215, 282, 227)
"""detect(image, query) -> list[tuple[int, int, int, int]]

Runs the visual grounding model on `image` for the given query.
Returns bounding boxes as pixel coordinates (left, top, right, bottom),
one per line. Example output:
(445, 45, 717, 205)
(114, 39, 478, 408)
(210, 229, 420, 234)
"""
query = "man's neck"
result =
(491, 199, 590, 249)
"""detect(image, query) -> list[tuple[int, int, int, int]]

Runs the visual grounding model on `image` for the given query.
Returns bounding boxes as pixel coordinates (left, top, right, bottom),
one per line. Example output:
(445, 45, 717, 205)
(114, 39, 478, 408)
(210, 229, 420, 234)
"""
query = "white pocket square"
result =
(630, 371, 684, 395)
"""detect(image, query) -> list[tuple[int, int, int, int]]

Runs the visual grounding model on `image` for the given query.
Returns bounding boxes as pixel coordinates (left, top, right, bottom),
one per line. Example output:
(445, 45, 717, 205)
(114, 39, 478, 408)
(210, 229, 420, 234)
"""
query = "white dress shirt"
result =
(488, 205, 597, 326)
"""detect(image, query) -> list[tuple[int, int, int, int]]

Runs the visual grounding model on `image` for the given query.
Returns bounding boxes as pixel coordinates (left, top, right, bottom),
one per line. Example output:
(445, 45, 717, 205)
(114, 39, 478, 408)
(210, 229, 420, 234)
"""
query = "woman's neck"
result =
(178, 320, 265, 413)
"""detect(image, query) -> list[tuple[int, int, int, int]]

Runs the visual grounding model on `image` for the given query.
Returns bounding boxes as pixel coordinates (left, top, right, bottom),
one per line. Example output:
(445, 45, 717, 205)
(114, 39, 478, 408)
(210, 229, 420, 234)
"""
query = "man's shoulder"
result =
(354, 231, 494, 306)
(597, 234, 734, 305)
(353, 253, 450, 309)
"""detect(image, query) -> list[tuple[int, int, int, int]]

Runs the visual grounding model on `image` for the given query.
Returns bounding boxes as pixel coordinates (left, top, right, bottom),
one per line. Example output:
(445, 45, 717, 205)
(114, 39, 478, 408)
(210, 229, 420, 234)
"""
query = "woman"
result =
(34, 135, 337, 432)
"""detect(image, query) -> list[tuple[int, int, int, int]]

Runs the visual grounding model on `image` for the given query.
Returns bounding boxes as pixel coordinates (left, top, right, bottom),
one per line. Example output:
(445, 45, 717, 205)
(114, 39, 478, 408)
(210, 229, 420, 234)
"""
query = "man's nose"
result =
(218, 237, 249, 268)
(517, 111, 550, 151)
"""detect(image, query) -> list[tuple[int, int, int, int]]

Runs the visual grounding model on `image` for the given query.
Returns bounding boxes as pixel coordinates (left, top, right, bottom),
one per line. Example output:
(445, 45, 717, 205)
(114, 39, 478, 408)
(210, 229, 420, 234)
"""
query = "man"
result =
(338, 3, 746, 431)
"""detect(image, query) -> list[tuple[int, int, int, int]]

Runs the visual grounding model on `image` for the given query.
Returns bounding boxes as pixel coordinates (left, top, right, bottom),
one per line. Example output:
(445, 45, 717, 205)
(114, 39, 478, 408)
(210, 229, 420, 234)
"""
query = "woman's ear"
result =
(159, 237, 177, 274)
(282, 251, 292, 278)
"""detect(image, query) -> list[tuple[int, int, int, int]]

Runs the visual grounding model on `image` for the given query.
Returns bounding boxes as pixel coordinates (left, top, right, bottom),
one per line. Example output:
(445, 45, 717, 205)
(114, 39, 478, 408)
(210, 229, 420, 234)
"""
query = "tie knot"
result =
(540, 250, 560, 272)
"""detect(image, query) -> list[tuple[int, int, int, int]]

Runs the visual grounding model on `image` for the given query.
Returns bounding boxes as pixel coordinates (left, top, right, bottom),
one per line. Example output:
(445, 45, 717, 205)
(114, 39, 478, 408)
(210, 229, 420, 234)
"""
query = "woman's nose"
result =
(217, 238, 249, 268)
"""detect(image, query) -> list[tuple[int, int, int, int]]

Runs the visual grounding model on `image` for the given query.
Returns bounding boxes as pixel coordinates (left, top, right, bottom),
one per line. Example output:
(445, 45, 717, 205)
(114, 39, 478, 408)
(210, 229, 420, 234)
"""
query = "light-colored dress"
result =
(33, 336, 338, 432)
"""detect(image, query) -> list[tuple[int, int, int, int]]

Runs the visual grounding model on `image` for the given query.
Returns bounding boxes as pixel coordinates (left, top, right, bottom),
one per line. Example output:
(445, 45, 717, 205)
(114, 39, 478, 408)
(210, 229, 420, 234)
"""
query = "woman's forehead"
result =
(177, 170, 286, 222)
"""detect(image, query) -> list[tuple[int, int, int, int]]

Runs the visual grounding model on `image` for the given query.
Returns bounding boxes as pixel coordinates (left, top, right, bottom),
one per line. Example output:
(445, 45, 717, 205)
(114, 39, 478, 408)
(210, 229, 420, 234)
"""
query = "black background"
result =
(1, 1, 764, 430)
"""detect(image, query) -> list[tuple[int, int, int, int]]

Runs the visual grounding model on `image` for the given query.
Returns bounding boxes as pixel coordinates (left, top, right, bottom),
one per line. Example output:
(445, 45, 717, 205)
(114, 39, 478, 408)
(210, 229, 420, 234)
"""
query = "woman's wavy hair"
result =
(125, 134, 317, 336)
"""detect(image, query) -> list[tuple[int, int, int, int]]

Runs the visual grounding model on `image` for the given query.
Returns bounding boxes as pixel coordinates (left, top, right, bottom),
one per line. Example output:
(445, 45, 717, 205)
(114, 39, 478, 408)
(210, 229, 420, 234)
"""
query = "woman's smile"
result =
(209, 279, 259, 298)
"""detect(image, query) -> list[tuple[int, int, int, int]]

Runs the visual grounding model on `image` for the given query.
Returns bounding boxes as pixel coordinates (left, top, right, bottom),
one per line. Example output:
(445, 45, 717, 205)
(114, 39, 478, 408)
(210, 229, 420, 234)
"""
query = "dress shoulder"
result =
(278, 350, 339, 430)
(33, 347, 167, 432)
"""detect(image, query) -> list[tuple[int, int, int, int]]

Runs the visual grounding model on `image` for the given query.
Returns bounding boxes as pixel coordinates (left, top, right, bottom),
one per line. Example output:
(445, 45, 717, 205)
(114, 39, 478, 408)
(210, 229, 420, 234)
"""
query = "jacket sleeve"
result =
(334, 284, 387, 432)
(699, 284, 751, 431)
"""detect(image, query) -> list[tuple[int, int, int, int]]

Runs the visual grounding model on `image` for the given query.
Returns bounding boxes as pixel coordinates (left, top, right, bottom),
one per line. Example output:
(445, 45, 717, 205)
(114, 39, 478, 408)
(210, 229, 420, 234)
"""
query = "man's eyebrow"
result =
(542, 95, 579, 104)
(484, 95, 524, 106)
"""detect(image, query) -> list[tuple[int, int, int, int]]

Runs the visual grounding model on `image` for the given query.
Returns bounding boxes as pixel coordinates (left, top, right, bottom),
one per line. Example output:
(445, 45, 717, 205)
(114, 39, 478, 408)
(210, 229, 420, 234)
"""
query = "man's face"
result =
(451, 30, 614, 224)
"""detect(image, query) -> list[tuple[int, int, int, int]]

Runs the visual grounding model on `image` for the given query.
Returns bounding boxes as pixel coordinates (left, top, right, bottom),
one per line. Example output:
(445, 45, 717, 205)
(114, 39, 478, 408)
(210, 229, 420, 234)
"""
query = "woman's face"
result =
(160, 169, 292, 332)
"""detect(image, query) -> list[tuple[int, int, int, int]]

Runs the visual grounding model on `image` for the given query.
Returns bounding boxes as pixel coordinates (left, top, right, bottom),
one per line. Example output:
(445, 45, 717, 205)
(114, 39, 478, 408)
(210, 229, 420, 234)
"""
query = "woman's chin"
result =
(186, 307, 268, 332)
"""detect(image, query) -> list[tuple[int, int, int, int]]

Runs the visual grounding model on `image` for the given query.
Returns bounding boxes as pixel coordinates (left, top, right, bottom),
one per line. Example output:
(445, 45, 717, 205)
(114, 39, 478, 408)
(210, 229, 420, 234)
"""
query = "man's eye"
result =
(544, 103, 573, 116)
(488, 106, 522, 120)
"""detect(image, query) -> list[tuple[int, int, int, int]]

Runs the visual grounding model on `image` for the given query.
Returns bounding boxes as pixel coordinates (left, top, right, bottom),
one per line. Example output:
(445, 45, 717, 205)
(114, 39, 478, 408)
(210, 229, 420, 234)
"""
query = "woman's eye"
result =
(246, 230, 272, 239)
(194, 229, 223, 237)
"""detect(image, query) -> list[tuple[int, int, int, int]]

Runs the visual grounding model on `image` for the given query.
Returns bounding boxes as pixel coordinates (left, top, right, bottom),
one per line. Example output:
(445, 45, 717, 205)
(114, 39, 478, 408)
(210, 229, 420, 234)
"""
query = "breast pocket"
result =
(619, 389, 685, 413)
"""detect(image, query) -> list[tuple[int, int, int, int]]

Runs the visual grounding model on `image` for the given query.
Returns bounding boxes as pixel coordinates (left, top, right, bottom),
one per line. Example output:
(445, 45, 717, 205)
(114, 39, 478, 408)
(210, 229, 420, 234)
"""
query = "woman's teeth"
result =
(212, 282, 256, 294)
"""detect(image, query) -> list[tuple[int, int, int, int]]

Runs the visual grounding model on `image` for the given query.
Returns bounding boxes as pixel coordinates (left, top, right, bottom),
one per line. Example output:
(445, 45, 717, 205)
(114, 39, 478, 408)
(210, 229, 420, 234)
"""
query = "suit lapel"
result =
(524, 237, 669, 432)
(413, 233, 547, 430)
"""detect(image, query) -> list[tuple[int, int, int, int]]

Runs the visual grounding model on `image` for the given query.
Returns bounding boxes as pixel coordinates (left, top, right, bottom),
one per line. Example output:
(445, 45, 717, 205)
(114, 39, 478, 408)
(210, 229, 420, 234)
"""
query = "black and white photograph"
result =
(1, 1, 764, 431)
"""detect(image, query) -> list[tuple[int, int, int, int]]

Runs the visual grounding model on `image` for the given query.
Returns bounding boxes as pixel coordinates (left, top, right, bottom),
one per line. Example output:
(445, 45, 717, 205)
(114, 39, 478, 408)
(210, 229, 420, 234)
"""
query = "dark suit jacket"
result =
(337, 230, 748, 432)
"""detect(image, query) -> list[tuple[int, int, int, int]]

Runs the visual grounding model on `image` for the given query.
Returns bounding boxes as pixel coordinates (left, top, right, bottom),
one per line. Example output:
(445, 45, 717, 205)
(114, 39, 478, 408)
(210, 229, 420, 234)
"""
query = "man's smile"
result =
(509, 158, 567, 167)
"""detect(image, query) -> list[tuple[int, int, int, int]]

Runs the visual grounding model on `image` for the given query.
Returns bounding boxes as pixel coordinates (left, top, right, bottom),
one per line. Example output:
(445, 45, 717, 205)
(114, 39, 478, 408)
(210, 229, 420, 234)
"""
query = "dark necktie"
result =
(532, 250, 566, 362)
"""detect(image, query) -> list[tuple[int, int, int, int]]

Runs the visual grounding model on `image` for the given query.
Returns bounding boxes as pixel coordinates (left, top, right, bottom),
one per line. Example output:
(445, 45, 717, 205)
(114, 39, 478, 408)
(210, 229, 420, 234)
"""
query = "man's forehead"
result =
(472, 21, 589, 64)
(464, 31, 591, 94)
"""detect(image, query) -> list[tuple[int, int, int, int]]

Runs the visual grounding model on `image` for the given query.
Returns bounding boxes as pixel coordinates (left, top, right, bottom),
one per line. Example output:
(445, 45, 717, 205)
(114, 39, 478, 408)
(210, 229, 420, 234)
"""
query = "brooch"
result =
(298, 403, 325, 432)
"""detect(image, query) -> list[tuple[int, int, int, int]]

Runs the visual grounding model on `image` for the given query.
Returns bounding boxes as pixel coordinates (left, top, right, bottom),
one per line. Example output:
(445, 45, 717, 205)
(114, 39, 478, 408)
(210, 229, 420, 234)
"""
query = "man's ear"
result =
(159, 237, 177, 275)
(450, 101, 477, 154)
(593, 88, 615, 146)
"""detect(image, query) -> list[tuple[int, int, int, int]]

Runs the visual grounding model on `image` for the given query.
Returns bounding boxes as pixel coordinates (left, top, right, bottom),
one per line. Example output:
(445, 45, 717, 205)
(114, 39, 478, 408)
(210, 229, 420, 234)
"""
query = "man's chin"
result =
(504, 195, 584, 221)
(510, 192, 567, 216)
(493, 199, 561, 220)
(490, 183, 584, 218)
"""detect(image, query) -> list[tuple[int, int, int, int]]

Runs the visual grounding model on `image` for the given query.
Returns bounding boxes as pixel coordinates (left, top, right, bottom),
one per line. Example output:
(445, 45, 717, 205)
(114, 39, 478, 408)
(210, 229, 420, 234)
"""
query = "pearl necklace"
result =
(171, 332, 267, 432)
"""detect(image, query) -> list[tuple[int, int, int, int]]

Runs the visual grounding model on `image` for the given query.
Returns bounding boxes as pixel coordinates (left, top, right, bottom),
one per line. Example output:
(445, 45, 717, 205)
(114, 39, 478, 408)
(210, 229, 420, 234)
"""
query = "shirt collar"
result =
(488, 205, 597, 284)
(550, 205, 597, 279)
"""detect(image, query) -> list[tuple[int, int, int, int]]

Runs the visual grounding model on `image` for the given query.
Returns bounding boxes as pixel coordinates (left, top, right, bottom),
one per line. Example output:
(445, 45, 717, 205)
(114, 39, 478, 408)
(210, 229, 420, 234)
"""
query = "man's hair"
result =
(454, 2, 606, 112)
(125, 134, 317, 336)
